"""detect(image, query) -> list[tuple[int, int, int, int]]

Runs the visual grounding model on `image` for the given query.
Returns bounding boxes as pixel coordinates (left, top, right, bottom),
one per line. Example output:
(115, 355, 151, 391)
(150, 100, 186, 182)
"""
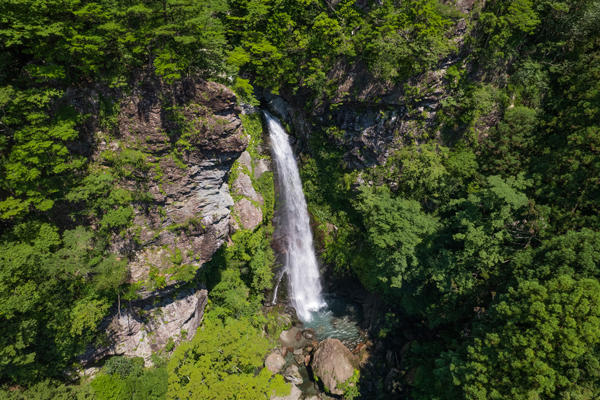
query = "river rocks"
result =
(280, 327, 307, 349)
(265, 351, 286, 374)
(271, 384, 302, 400)
(283, 364, 303, 385)
(81, 289, 207, 367)
(311, 338, 358, 395)
(385, 368, 402, 394)
(302, 329, 316, 340)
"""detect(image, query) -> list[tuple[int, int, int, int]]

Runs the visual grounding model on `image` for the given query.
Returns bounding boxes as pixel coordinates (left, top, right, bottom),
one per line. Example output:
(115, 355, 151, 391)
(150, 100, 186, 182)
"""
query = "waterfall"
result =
(265, 111, 326, 322)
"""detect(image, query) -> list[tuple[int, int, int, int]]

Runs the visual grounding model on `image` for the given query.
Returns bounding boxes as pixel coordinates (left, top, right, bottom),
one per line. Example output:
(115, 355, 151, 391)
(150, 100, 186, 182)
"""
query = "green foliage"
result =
(0, 379, 94, 399)
(91, 358, 167, 400)
(354, 185, 437, 294)
(0, 222, 129, 383)
(338, 369, 361, 400)
(364, 0, 453, 81)
(481, 106, 537, 177)
(103, 356, 144, 379)
(167, 316, 289, 400)
(439, 276, 600, 400)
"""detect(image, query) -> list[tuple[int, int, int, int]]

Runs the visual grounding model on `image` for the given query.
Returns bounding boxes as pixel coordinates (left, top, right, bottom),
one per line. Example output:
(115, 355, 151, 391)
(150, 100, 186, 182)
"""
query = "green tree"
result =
(439, 276, 600, 400)
(354, 185, 438, 294)
(167, 317, 289, 400)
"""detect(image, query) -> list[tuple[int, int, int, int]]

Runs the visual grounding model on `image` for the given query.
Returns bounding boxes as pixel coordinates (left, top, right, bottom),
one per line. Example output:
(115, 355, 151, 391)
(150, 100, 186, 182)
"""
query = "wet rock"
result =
(271, 384, 301, 400)
(304, 354, 311, 366)
(385, 368, 402, 394)
(81, 289, 207, 366)
(233, 198, 263, 231)
(302, 329, 316, 340)
(311, 338, 358, 396)
(265, 351, 286, 374)
(283, 364, 303, 385)
(293, 353, 305, 366)
(280, 327, 307, 349)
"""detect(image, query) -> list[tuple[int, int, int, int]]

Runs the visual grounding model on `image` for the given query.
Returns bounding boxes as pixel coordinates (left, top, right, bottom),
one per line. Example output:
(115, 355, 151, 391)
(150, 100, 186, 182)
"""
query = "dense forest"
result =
(1, 0, 599, 399)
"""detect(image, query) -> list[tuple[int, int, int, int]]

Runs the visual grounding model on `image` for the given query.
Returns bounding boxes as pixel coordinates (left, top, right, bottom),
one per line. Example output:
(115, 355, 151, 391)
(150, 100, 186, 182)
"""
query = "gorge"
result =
(2, 1, 600, 399)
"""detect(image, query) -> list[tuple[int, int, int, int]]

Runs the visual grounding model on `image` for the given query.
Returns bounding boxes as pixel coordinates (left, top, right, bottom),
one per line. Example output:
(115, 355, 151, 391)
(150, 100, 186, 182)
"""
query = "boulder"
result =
(311, 338, 358, 395)
(302, 329, 316, 340)
(233, 198, 263, 231)
(283, 364, 303, 385)
(265, 351, 286, 374)
(270, 384, 301, 400)
(280, 327, 307, 349)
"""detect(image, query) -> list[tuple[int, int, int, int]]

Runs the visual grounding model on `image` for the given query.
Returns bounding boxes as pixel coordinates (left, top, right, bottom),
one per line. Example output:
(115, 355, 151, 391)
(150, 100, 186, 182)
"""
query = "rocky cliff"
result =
(267, 0, 476, 170)
(81, 79, 271, 367)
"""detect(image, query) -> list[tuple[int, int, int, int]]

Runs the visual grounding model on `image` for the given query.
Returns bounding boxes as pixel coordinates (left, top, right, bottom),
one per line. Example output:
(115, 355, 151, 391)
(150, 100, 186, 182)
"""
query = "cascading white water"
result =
(265, 111, 326, 322)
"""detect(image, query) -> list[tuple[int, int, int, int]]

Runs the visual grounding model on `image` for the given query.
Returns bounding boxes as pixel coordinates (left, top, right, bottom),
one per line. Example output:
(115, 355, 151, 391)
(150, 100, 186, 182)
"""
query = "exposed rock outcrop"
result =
(82, 289, 207, 367)
(233, 198, 263, 231)
(85, 79, 257, 366)
(105, 79, 248, 286)
(311, 338, 358, 395)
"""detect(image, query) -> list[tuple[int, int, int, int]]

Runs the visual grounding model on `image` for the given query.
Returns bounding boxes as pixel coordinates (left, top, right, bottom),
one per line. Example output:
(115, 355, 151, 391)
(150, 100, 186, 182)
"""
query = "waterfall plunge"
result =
(265, 111, 326, 322)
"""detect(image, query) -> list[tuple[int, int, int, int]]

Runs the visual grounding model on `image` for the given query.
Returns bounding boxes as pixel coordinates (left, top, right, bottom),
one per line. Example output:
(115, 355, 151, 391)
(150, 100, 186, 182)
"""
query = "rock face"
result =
(233, 198, 263, 231)
(85, 79, 266, 365)
(266, 6, 472, 171)
(265, 351, 286, 374)
(106, 78, 248, 286)
(82, 289, 207, 366)
(311, 338, 358, 395)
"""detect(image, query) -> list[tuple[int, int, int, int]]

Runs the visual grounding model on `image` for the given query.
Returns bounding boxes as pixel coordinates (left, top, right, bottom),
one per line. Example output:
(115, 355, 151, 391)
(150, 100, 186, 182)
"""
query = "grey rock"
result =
(81, 289, 207, 367)
(232, 173, 263, 204)
(265, 351, 286, 374)
(302, 329, 316, 340)
(254, 158, 271, 179)
(280, 327, 307, 349)
(110, 80, 247, 286)
(271, 384, 302, 400)
(238, 150, 253, 172)
(233, 198, 263, 231)
(283, 364, 303, 385)
(311, 338, 358, 395)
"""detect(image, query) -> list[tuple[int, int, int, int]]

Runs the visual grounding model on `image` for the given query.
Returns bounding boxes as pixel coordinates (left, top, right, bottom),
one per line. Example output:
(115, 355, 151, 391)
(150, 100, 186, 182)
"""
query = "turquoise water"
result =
(301, 295, 365, 349)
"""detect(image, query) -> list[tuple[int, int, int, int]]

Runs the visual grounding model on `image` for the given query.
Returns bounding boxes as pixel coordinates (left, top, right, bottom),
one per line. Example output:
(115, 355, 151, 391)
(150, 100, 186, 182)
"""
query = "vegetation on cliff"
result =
(1, 0, 599, 399)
